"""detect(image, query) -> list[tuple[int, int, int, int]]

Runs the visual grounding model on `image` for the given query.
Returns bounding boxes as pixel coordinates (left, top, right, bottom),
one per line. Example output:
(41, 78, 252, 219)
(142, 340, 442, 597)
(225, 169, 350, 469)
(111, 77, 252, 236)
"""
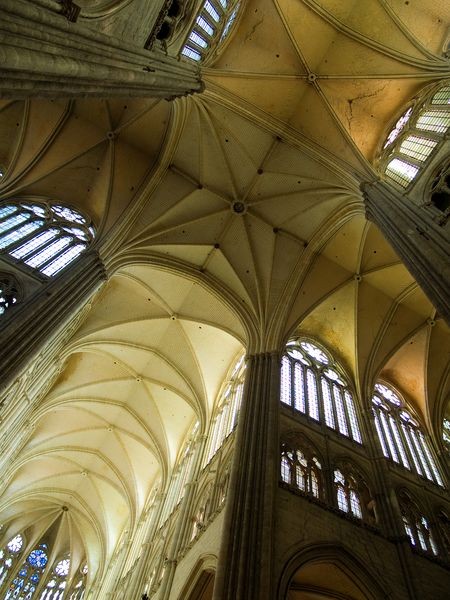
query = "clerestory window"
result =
(4, 542, 49, 600)
(181, 0, 241, 62)
(0, 201, 95, 277)
(0, 534, 24, 588)
(380, 83, 450, 188)
(203, 354, 245, 466)
(40, 556, 70, 600)
(280, 339, 362, 443)
(68, 563, 87, 600)
(372, 382, 444, 487)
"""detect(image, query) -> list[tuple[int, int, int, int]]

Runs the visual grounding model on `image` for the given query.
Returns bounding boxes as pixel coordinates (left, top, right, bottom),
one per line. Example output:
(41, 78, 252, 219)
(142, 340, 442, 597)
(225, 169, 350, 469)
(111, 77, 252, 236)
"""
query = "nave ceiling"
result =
(0, 0, 449, 582)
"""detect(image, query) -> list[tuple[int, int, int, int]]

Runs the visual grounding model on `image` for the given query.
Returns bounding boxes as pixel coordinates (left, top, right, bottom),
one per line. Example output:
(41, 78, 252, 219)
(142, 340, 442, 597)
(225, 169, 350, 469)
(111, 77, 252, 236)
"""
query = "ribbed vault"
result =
(0, 0, 449, 588)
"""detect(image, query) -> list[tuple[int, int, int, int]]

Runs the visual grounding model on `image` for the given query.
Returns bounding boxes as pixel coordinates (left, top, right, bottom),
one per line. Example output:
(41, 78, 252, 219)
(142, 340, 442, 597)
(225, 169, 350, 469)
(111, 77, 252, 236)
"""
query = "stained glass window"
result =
(68, 564, 87, 600)
(380, 83, 450, 188)
(40, 556, 70, 599)
(372, 382, 444, 486)
(0, 534, 24, 588)
(0, 201, 94, 277)
(281, 339, 362, 443)
(4, 543, 48, 600)
(181, 0, 241, 63)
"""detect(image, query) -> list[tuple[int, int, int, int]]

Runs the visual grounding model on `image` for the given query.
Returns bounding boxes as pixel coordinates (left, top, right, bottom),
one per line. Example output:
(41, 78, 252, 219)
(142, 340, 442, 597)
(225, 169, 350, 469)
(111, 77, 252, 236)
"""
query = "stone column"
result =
(362, 180, 450, 324)
(213, 352, 280, 600)
(0, 0, 202, 99)
(0, 250, 106, 396)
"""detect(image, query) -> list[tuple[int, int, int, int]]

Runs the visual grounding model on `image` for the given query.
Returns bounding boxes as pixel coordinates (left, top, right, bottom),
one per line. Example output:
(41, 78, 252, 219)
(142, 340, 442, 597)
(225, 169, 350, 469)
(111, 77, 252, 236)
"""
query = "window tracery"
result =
(181, 0, 241, 62)
(40, 557, 70, 600)
(398, 491, 438, 556)
(380, 83, 450, 188)
(280, 339, 362, 443)
(280, 435, 324, 500)
(372, 382, 444, 486)
(0, 201, 95, 277)
(203, 354, 245, 466)
(0, 534, 24, 588)
(67, 563, 87, 600)
(4, 542, 48, 600)
(333, 462, 375, 525)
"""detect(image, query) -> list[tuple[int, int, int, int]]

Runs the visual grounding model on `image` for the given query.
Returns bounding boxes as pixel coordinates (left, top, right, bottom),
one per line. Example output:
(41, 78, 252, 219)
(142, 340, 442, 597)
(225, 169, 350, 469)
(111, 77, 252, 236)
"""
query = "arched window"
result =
(333, 462, 376, 525)
(181, 0, 241, 62)
(40, 556, 70, 600)
(159, 421, 199, 525)
(0, 201, 95, 277)
(380, 83, 450, 188)
(0, 273, 20, 317)
(398, 491, 438, 556)
(0, 534, 24, 587)
(4, 542, 49, 599)
(371, 382, 444, 486)
(280, 339, 362, 443)
(203, 354, 245, 466)
(443, 417, 450, 454)
(280, 435, 324, 500)
(68, 563, 87, 600)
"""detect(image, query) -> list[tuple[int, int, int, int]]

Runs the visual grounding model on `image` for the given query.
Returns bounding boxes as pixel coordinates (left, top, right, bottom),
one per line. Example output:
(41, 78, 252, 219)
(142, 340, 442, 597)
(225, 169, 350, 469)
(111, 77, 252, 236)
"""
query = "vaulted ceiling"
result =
(0, 0, 449, 582)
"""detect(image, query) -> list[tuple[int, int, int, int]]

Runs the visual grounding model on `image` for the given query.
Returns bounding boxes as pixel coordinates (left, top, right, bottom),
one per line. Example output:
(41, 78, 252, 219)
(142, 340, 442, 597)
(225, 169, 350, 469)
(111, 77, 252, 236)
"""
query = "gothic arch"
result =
(278, 543, 387, 600)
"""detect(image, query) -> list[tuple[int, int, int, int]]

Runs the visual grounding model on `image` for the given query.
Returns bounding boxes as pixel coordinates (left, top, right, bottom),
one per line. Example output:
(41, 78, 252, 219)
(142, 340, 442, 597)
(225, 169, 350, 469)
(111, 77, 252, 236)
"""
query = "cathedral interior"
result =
(0, 1, 450, 599)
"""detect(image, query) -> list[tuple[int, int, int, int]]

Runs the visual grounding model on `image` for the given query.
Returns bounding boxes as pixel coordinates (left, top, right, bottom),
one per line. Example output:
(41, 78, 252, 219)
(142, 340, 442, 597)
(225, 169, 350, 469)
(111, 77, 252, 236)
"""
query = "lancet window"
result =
(398, 491, 438, 556)
(203, 354, 245, 466)
(67, 563, 87, 600)
(333, 462, 375, 525)
(40, 556, 70, 599)
(280, 435, 324, 500)
(0, 202, 95, 277)
(4, 542, 49, 599)
(380, 83, 450, 188)
(0, 534, 24, 588)
(371, 382, 444, 486)
(181, 0, 241, 62)
(280, 339, 362, 443)
(159, 422, 199, 524)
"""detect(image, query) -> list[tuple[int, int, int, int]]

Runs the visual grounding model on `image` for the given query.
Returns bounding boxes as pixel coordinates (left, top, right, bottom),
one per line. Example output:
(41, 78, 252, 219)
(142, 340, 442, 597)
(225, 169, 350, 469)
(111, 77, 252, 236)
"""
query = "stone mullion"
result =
(213, 352, 280, 600)
(362, 180, 450, 325)
(0, 0, 202, 99)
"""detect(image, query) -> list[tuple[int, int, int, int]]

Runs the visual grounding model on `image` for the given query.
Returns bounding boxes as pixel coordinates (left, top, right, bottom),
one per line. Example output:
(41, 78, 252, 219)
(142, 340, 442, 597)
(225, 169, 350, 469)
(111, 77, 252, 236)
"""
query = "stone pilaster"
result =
(362, 180, 450, 324)
(0, 0, 202, 99)
(213, 352, 280, 600)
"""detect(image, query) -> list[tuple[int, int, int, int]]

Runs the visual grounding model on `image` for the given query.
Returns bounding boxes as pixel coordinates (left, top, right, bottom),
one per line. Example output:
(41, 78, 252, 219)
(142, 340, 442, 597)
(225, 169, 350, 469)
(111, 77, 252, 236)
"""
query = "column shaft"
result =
(0, 250, 106, 395)
(0, 0, 202, 98)
(213, 352, 280, 600)
(362, 180, 450, 324)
